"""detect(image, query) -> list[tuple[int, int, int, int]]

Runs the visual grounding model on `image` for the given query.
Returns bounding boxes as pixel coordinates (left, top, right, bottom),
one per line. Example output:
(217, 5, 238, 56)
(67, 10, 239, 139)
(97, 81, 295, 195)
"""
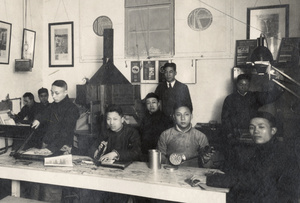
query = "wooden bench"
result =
(0, 196, 48, 203)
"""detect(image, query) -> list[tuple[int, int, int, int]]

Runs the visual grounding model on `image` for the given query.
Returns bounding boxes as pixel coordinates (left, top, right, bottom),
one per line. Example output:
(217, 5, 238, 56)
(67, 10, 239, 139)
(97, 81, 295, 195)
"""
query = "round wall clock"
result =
(93, 16, 113, 36)
(188, 8, 213, 31)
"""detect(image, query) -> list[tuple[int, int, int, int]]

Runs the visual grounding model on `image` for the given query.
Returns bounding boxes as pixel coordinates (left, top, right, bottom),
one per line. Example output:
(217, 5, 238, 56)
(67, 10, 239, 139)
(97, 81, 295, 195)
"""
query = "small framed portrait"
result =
(0, 21, 12, 64)
(49, 21, 74, 67)
(22, 29, 36, 67)
(247, 4, 289, 59)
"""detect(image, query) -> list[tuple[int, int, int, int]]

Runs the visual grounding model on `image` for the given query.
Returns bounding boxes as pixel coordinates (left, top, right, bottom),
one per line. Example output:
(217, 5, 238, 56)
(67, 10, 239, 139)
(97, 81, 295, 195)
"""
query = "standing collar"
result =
(237, 90, 248, 96)
(175, 123, 192, 133)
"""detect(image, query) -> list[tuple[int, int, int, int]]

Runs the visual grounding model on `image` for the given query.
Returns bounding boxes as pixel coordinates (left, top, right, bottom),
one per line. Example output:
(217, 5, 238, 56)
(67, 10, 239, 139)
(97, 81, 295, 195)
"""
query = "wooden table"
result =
(0, 152, 228, 203)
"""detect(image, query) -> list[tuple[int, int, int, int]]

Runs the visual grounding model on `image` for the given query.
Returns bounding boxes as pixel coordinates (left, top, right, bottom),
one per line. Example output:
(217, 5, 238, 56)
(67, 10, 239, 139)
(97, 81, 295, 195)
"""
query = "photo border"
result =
(0, 21, 12, 64)
(49, 21, 74, 67)
(247, 4, 289, 59)
(22, 28, 36, 67)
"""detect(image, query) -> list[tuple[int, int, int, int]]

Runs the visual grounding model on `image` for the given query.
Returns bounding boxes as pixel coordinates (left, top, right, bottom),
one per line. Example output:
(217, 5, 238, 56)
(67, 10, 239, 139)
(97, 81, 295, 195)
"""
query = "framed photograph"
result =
(130, 61, 141, 83)
(235, 40, 257, 67)
(142, 61, 158, 84)
(0, 21, 12, 64)
(49, 21, 74, 67)
(22, 29, 36, 67)
(247, 4, 289, 60)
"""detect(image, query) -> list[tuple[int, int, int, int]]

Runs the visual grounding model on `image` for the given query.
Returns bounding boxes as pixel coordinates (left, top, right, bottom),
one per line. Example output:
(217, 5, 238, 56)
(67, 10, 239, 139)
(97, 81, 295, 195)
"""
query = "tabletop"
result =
(0, 152, 228, 203)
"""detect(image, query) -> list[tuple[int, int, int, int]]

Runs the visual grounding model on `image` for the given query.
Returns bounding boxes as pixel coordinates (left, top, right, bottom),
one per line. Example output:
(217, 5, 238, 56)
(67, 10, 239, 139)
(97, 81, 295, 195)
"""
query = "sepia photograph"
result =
(0, 0, 300, 203)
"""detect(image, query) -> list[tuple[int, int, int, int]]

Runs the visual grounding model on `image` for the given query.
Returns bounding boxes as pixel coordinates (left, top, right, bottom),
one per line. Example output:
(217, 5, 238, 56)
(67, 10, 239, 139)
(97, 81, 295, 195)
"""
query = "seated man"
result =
(10, 92, 41, 150)
(157, 103, 212, 168)
(79, 104, 142, 202)
(139, 92, 173, 161)
(205, 111, 299, 203)
(11, 92, 40, 124)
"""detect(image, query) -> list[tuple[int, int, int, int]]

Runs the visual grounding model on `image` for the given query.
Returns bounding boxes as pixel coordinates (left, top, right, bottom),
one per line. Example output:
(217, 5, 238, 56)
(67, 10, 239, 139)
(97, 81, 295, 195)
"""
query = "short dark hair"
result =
(173, 103, 193, 114)
(236, 74, 251, 83)
(38, 87, 48, 95)
(162, 62, 176, 72)
(23, 92, 34, 100)
(105, 104, 124, 117)
(251, 111, 277, 127)
(143, 92, 159, 102)
(52, 80, 68, 90)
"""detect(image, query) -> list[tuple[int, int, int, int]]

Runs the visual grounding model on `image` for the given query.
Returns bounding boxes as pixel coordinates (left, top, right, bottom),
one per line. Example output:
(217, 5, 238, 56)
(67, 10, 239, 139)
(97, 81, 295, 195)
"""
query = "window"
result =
(125, 0, 174, 58)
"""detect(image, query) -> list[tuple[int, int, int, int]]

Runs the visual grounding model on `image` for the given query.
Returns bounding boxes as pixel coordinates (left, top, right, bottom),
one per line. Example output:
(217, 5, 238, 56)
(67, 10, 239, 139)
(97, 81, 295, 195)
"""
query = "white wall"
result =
(0, 0, 44, 112)
(1, 0, 300, 123)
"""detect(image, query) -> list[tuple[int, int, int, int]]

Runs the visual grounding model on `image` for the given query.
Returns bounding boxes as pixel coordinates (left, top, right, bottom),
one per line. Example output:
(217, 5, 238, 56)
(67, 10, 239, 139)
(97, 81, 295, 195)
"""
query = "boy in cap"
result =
(139, 92, 173, 161)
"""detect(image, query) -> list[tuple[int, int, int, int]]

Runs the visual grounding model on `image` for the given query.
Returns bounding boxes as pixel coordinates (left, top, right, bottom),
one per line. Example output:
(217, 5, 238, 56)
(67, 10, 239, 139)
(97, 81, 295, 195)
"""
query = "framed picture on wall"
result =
(247, 4, 289, 60)
(142, 61, 158, 83)
(49, 21, 74, 67)
(22, 29, 36, 67)
(0, 21, 12, 64)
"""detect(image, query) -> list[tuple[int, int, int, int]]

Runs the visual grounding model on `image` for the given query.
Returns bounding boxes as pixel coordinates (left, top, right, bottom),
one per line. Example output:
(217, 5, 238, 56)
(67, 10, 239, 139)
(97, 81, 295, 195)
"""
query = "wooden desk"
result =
(0, 152, 228, 203)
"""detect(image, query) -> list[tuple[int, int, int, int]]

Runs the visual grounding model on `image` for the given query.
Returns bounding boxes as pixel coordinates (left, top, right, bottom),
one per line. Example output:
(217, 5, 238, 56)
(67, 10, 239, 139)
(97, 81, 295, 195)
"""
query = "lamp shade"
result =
(250, 46, 273, 62)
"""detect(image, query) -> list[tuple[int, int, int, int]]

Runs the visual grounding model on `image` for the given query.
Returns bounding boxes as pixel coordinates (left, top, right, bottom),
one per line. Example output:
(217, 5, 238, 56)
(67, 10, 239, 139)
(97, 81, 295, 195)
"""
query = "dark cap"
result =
(251, 111, 277, 127)
(143, 92, 159, 102)
(162, 62, 176, 71)
(237, 74, 251, 83)
(38, 87, 48, 95)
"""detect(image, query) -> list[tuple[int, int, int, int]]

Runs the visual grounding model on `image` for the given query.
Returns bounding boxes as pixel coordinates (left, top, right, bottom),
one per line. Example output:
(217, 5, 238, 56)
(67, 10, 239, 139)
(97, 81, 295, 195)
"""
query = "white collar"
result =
(167, 80, 176, 88)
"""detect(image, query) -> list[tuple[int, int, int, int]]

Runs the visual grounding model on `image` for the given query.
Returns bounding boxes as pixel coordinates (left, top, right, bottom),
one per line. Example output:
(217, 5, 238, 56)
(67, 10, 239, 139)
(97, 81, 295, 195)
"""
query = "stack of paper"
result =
(44, 154, 73, 167)
(0, 110, 15, 125)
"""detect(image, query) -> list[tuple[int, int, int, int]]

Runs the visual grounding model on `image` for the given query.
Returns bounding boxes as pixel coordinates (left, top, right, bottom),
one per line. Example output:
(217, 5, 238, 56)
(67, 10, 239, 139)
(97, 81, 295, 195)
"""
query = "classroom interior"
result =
(0, 0, 300, 201)
(0, 0, 299, 125)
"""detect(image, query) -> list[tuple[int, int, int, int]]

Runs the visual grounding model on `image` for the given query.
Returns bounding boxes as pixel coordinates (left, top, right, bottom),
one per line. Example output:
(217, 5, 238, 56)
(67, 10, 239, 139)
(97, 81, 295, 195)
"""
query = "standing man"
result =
(155, 62, 193, 119)
(30, 80, 79, 202)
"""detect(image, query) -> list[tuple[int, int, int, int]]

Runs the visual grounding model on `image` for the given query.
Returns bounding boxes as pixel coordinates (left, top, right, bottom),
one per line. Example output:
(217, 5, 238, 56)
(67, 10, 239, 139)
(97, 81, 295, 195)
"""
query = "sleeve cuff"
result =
(112, 149, 120, 160)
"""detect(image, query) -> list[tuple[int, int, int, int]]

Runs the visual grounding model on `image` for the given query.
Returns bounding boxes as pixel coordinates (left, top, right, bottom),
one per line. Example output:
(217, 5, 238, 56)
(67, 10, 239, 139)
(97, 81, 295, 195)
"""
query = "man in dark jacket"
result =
(206, 111, 299, 203)
(155, 62, 193, 119)
(30, 80, 79, 202)
(12, 92, 40, 124)
(32, 80, 79, 154)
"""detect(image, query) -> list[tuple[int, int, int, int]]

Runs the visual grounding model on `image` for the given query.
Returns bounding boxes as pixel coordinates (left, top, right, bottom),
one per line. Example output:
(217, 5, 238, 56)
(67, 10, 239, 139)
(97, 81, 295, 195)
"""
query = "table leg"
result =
(11, 180, 20, 197)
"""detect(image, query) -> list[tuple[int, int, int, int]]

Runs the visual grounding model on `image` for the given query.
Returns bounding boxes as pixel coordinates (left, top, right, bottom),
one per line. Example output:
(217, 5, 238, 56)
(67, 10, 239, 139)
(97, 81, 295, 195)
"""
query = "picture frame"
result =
(0, 21, 12, 64)
(235, 39, 257, 67)
(141, 61, 158, 84)
(49, 21, 74, 67)
(22, 29, 36, 67)
(247, 4, 289, 60)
